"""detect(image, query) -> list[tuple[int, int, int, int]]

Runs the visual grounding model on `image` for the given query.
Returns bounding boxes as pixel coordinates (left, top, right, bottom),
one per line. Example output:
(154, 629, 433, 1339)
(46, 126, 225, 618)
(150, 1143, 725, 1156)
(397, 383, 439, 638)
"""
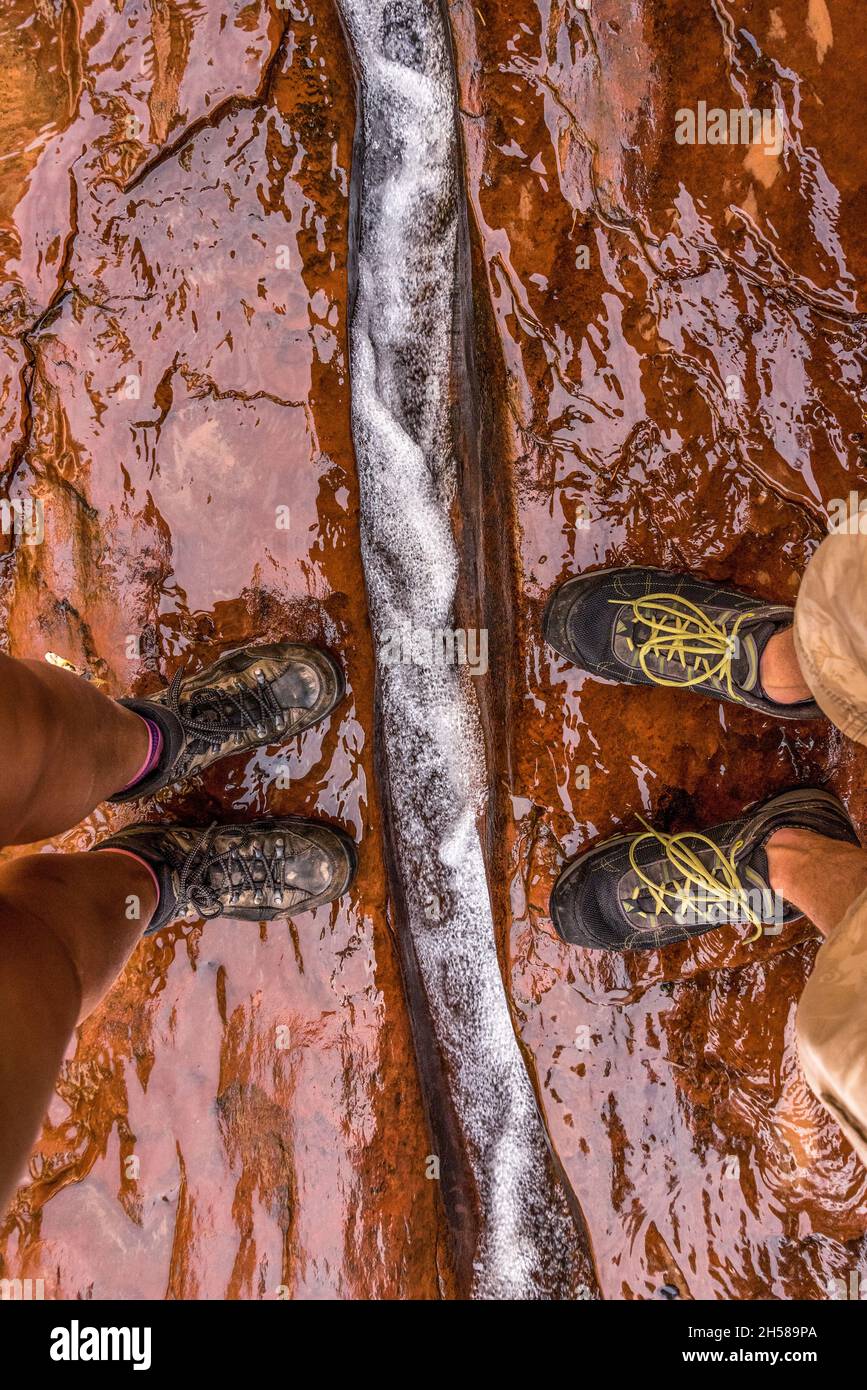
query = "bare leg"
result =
(0, 653, 149, 845)
(0, 651, 160, 1214)
(765, 828, 867, 936)
(0, 852, 157, 1215)
(760, 627, 813, 706)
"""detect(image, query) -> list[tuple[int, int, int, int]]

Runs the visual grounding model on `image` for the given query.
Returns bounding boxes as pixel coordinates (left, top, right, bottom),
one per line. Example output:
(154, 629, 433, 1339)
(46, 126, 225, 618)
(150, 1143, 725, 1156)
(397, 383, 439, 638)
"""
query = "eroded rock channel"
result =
(335, 0, 597, 1298)
(0, 0, 865, 1302)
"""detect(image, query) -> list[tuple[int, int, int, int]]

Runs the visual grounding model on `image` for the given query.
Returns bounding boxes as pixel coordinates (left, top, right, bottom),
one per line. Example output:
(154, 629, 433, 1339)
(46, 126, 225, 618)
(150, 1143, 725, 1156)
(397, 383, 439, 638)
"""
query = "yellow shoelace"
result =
(627, 816, 763, 941)
(610, 593, 756, 698)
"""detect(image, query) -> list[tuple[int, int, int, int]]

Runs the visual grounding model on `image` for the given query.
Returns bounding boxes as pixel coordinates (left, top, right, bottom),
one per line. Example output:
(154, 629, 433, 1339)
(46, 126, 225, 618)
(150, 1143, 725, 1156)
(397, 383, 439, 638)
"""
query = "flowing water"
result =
(0, 0, 865, 1301)
(335, 0, 596, 1297)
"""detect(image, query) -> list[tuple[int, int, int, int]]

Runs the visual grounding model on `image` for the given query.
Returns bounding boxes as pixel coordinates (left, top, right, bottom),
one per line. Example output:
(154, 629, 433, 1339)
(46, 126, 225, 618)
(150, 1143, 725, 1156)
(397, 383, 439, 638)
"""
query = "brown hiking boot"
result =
(95, 818, 357, 933)
(111, 643, 344, 801)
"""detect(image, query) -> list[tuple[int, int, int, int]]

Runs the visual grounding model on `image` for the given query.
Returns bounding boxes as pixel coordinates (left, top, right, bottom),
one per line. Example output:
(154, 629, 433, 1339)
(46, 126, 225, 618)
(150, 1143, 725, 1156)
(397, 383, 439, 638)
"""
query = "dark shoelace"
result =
(173, 823, 292, 916)
(165, 663, 288, 755)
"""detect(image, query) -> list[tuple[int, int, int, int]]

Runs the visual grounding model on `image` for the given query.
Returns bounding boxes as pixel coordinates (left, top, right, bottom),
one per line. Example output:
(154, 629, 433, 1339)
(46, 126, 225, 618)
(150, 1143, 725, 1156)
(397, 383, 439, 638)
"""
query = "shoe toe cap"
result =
(543, 573, 610, 665)
(272, 645, 345, 720)
(550, 845, 628, 950)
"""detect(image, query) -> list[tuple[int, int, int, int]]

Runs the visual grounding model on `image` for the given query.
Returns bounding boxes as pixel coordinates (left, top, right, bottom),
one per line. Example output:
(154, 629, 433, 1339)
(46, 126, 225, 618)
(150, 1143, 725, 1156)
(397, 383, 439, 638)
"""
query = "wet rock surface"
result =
(0, 0, 451, 1299)
(336, 0, 597, 1298)
(451, 0, 867, 1298)
(0, 0, 865, 1301)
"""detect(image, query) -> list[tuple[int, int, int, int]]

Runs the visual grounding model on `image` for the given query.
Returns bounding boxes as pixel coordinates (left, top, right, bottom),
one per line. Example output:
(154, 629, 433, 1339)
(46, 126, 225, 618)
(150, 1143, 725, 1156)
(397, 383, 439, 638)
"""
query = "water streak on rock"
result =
(335, 0, 597, 1297)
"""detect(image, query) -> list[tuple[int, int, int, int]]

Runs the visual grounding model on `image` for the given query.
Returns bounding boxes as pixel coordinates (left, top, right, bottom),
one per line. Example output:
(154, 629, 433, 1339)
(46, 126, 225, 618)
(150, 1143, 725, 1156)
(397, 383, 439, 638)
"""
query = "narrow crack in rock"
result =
(336, 0, 599, 1299)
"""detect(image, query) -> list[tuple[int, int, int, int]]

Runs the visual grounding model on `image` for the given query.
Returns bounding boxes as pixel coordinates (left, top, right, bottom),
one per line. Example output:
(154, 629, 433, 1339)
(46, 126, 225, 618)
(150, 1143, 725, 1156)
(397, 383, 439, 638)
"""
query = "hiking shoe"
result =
(111, 643, 344, 801)
(550, 788, 858, 951)
(96, 819, 357, 934)
(543, 567, 821, 719)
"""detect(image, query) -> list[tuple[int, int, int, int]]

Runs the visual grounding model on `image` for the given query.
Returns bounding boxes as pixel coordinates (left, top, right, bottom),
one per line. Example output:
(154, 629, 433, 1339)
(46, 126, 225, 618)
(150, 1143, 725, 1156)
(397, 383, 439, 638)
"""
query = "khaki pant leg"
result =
(796, 884, 867, 1167)
(794, 533, 867, 1163)
(793, 532, 867, 745)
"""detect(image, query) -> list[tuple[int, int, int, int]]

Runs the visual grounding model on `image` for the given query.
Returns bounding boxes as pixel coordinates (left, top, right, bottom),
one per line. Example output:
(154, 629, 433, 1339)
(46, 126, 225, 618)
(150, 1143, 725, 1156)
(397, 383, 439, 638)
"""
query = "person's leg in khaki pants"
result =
(543, 536, 867, 1161)
(774, 532, 867, 1164)
(676, 532, 867, 1162)
(706, 532, 867, 1163)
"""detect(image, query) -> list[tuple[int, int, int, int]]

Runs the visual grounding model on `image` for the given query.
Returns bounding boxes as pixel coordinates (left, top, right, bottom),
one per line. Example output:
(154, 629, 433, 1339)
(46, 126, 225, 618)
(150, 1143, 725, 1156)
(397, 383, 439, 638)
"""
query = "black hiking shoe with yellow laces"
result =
(96, 819, 357, 934)
(111, 643, 344, 802)
(543, 567, 821, 719)
(550, 789, 858, 951)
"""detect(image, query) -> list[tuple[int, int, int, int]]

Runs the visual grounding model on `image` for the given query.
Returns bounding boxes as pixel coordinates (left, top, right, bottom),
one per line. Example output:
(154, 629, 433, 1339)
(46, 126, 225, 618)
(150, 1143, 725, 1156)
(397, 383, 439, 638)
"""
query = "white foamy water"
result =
(336, 0, 597, 1298)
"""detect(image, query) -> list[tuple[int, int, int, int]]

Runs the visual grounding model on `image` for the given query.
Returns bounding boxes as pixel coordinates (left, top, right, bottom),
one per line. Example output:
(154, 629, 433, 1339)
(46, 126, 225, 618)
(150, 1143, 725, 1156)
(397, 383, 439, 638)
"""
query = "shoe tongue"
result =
(746, 842, 769, 888)
(194, 696, 233, 725)
(627, 830, 770, 909)
(724, 821, 769, 885)
(729, 617, 778, 695)
(630, 612, 777, 694)
(189, 688, 251, 729)
(193, 845, 248, 911)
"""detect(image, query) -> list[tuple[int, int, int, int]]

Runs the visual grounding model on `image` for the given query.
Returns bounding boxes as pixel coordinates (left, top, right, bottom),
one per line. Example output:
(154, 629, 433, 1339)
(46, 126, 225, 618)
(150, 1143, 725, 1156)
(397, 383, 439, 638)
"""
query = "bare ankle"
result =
(766, 828, 867, 936)
(766, 826, 823, 855)
(760, 626, 812, 705)
(765, 827, 823, 904)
